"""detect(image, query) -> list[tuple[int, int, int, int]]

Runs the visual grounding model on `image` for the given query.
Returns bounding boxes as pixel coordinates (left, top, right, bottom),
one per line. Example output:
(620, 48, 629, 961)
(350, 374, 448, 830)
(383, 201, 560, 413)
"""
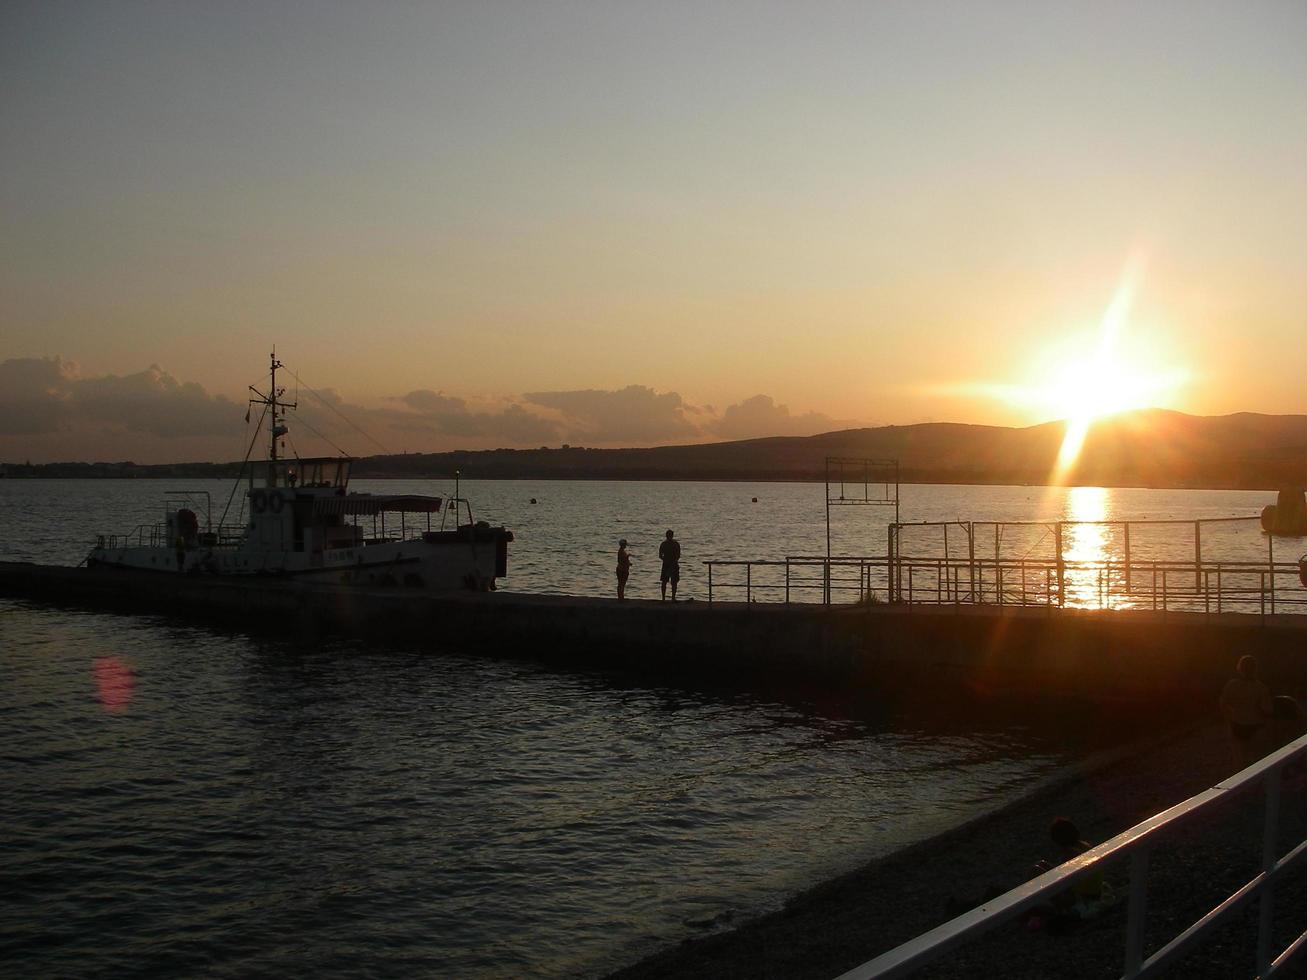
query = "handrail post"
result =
(785, 559, 790, 605)
(746, 563, 752, 604)
(708, 563, 713, 605)
(1268, 532, 1275, 615)
(1124, 522, 1132, 594)
(887, 525, 896, 603)
(994, 522, 1000, 600)
(968, 522, 975, 603)
(1258, 768, 1282, 974)
(1055, 522, 1065, 607)
(1124, 845, 1150, 977)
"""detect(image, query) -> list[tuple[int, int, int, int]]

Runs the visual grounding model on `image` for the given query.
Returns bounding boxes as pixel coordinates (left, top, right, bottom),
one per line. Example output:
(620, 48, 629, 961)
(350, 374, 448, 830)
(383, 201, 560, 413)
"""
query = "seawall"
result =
(2, 561, 1305, 712)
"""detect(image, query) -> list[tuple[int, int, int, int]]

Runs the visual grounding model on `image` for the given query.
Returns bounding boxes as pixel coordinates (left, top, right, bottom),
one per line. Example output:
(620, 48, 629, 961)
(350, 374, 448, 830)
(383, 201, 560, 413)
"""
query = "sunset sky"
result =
(2, 1, 1304, 463)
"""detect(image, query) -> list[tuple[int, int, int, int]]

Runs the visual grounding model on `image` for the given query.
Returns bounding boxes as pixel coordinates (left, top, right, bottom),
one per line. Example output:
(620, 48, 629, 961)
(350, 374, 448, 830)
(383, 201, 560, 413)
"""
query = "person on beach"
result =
(658, 529, 681, 601)
(1027, 817, 1111, 933)
(616, 539, 632, 600)
(1219, 654, 1274, 770)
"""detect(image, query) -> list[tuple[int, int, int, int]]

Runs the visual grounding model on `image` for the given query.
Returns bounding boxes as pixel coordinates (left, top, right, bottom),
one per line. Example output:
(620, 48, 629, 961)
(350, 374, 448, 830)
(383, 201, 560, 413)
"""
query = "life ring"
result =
(250, 489, 267, 514)
(268, 491, 284, 515)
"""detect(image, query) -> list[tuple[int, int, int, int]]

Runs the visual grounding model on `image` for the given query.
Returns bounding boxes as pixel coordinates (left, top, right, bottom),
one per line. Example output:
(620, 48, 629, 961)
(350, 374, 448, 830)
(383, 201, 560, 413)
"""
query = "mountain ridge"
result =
(5, 409, 1306, 490)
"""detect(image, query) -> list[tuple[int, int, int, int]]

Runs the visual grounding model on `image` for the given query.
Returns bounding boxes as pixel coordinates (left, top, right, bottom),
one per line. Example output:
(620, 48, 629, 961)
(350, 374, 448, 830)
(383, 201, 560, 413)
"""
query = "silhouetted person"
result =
(1027, 817, 1109, 932)
(658, 529, 680, 601)
(1220, 654, 1273, 771)
(616, 539, 631, 600)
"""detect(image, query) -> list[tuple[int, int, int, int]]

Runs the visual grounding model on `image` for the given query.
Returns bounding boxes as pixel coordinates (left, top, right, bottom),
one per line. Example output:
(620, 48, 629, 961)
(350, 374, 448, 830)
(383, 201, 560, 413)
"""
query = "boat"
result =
(86, 354, 512, 591)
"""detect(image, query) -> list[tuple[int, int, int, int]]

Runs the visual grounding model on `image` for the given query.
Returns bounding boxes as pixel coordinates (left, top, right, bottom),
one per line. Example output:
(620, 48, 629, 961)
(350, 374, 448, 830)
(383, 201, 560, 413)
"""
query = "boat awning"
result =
(313, 494, 444, 517)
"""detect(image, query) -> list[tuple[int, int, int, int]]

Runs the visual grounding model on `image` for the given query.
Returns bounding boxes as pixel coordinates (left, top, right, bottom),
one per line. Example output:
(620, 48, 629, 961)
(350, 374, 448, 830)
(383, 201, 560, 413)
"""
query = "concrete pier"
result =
(2, 561, 1305, 711)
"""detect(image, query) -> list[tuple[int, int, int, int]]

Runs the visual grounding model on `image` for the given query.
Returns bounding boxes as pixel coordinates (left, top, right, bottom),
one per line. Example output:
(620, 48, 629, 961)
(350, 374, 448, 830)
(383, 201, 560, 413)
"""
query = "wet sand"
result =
(609, 723, 1307, 980)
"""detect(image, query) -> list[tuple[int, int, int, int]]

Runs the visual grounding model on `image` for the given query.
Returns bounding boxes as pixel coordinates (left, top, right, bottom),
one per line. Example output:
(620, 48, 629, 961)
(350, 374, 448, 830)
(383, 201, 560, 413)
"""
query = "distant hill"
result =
(6, 409, 1306, 489)
(353, 409, 1307, 489)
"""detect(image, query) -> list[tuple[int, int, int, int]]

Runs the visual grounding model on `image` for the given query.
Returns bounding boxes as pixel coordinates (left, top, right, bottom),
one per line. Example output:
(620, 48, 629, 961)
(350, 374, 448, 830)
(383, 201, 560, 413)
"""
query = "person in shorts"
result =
(1220, 654, 1274, 770)
(658, 529, 681, 601)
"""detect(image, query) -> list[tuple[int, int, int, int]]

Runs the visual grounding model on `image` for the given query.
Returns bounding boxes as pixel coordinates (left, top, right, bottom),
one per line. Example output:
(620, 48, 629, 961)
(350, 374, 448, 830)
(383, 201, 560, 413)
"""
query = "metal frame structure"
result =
(825, 457, 899, 602)
(834, 732, 1307, 979)
(888, 515, 1289, 613)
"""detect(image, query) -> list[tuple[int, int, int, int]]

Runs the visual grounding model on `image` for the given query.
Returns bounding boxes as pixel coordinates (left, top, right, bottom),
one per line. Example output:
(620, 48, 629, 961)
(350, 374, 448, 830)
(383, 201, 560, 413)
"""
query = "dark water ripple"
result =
(1, 599, 1071, 978)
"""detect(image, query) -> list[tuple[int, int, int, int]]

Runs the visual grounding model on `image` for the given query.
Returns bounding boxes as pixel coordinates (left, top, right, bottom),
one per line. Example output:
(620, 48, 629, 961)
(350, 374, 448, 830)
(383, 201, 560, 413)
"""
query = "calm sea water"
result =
(0, 480, 1275, 977)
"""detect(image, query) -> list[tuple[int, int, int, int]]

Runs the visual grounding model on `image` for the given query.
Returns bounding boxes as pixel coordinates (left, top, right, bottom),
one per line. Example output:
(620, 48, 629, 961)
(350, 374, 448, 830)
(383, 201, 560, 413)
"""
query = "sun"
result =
(1039, 351, 1188, 429)
(1005, 259, 1190, 480)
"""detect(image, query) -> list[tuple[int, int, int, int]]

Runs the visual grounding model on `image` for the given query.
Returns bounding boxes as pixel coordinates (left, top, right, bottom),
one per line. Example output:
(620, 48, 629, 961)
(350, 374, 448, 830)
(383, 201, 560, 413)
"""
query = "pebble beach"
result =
(610, 723, 1307, 980)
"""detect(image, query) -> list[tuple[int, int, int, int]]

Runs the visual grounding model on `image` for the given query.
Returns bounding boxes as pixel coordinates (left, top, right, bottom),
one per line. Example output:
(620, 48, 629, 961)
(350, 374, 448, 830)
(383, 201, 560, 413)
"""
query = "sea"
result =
(0, 479, 1279, 978)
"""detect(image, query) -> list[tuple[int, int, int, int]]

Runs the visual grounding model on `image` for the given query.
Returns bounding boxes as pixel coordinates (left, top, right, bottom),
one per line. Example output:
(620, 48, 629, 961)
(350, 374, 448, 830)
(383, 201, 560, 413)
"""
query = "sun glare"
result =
(1016, 259, 1190, 481)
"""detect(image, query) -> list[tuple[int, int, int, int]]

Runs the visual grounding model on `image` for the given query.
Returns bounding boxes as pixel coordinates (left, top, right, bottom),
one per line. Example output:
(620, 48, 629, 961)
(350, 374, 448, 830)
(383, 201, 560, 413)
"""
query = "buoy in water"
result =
(530, 498, 537, 504)
(751, 497, 758, 503)
(1261, 488, 1307, 536)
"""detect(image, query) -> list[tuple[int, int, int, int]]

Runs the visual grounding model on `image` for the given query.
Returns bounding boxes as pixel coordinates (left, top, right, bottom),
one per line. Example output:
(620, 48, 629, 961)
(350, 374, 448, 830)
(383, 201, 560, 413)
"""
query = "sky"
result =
(2, 1, 1304, 463)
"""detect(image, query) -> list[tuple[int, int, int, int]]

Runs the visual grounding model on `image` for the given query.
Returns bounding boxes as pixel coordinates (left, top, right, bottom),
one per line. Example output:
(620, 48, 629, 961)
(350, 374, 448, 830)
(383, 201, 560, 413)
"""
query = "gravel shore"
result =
(608, 723, 1307, 980)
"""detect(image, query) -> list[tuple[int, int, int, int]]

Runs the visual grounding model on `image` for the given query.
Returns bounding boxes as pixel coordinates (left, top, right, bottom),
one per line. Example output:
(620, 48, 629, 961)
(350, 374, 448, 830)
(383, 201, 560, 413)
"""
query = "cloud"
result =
(0, 358, 239, 438)
(385, 389, 561, 443)
(0, 356, 861, 461)
(0, 357, 78, 434)
(76, 365, 241, 437)
(712, 394, 847, 440)
(523, 386, 699, 444)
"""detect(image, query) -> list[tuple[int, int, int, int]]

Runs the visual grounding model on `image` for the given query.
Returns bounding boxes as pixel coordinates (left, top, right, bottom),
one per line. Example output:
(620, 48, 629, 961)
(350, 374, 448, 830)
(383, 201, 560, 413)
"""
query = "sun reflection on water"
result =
(1063, 486, 1112, 606)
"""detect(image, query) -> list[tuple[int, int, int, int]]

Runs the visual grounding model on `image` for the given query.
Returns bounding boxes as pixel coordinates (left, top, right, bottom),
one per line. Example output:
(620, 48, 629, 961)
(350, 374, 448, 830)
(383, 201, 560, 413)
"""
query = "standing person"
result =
(615, 539, 632, 600)
(658, 529, 681, 601)
(1219, 654, 1274, 771)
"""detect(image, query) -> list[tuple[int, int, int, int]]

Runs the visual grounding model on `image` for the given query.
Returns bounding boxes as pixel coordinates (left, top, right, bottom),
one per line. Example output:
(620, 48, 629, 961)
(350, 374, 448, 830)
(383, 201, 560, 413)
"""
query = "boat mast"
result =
(248, 350, 297, 484)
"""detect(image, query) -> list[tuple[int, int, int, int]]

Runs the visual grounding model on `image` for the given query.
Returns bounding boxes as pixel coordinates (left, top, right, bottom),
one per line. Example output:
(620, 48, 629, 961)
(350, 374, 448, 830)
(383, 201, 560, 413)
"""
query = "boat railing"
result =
(95, 520, 448, 553)
(702, 555, 1307, 617)
(96, 523, 253, 551)
(832, 731, 1307, 979)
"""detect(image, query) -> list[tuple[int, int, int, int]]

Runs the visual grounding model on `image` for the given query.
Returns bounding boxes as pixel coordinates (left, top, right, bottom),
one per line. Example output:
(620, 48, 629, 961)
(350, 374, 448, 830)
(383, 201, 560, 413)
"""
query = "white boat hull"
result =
(88, 531, 507, 592)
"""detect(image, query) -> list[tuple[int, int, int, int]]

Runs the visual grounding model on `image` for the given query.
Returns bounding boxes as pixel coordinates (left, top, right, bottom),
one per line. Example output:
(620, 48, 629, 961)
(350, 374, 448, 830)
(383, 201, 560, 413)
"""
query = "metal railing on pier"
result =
(704, 515, 1307, 617)
(833, 732, 1307, 979)
(705, 557, 886, 606)
(704, 554, 1307, 617)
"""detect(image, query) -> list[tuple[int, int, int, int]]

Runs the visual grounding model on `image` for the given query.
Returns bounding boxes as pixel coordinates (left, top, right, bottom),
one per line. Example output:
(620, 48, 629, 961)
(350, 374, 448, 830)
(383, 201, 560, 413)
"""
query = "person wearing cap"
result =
(616, 539, 632, 600)
(658, 529, 681, 601)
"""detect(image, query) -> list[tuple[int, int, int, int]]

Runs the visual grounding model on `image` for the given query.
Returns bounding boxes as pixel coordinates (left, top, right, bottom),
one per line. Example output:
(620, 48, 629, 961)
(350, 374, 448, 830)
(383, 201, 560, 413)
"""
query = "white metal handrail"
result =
(834, 732, 1307, 980)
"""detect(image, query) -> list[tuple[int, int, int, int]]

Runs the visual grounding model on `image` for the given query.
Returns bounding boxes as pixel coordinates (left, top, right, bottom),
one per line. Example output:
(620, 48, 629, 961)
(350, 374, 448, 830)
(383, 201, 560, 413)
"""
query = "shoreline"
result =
(606, 722, 1306, 979)
(0, 472, 1284, 494)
